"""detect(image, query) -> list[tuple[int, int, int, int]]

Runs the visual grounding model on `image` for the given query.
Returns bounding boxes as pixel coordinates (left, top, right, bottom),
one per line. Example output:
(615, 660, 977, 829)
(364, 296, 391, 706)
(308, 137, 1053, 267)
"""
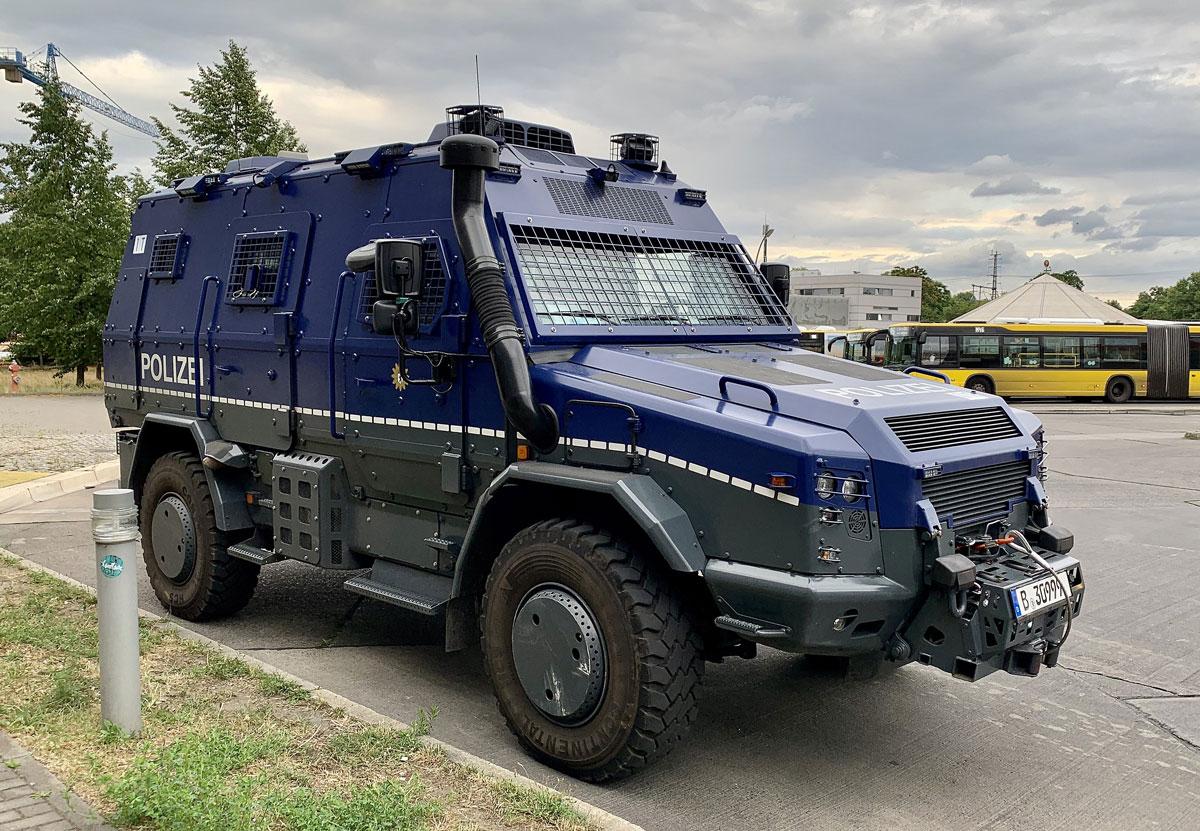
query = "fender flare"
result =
(451, 461, 706, 598)
(125, 413, 254, 532)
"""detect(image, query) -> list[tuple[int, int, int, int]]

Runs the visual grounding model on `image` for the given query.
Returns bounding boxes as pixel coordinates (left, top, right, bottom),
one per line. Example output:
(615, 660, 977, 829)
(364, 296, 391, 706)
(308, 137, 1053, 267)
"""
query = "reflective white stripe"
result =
(730, 477, 752, 491)
(777, 493, 801, 506)
(753, 484, 776, 498)
(708, 470, 730, 484)
(688, 462, 708, 475)
(668, 456, 688, 468)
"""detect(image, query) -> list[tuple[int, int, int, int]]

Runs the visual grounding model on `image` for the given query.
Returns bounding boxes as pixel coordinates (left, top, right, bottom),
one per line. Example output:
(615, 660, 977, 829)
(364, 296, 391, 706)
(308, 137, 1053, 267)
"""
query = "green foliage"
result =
(883, 265, 984, 322)
(327, 709, 436, 764)
(1105, 298, 1124, 310)
(0, 71, 131, 377)
(153, 41, 306, 183)
(495, 779, 584, 826)
(1050, 269, 1084, 290)
(107, 728, 437, 831)
(1126, 273, 1200, 320)
(256, 671, 313, 702)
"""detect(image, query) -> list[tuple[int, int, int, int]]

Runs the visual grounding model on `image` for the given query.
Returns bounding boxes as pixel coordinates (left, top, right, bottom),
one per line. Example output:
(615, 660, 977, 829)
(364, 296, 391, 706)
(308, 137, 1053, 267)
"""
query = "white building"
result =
(788, 271, 922, 328)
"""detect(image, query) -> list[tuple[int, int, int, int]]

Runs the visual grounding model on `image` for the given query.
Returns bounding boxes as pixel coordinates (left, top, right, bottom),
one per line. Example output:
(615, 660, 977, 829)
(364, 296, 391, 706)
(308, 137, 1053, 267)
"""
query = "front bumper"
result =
(704, 551, 1085, 683)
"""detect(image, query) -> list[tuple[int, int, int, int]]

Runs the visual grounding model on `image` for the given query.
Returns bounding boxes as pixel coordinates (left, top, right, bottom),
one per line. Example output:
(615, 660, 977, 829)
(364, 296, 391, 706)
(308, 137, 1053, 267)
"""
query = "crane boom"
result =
(0, 43, 157, 137)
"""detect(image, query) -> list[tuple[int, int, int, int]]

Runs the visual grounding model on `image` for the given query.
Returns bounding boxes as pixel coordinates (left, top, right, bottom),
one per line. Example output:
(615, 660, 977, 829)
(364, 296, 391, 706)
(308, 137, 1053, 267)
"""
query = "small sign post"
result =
(92, 488, 142, 735)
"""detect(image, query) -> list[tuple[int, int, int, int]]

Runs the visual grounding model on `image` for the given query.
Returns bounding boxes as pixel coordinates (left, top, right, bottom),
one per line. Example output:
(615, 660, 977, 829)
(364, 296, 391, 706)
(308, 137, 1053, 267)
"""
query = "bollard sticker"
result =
(99, 555, 125, 578)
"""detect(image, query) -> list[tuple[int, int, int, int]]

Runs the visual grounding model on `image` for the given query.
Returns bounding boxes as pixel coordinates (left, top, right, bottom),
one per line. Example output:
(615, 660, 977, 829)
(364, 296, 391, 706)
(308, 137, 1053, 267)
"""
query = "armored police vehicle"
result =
(104, 105, 1084, 781)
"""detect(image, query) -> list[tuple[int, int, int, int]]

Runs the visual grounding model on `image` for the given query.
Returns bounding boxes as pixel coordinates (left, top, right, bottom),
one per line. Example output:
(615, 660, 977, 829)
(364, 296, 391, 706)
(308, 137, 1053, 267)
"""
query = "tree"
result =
(152, 40, 306, 183)
(1127, 273, 1200, 320)
(882, 265, 981, 322)
(1050, 269, 1084, 290)
(1105, 298, 1124, 311)
(0, 71, 131, 384)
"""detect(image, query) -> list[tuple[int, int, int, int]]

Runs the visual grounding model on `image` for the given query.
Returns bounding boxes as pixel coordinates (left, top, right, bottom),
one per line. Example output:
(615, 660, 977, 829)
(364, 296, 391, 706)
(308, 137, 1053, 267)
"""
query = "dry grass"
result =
(3, 367, 104, 395)
(0, 471, 49, 487)
(0, 556, 594, 831)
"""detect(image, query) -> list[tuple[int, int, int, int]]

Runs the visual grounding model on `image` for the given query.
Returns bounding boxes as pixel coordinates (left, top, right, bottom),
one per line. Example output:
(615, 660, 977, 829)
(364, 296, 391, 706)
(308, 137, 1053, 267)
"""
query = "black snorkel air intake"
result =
(439, 134, 559, 454)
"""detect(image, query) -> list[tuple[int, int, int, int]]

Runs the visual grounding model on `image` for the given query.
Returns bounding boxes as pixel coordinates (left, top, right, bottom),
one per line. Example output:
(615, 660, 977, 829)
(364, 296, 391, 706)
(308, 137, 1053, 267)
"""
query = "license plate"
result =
(1010, 571, 1072, 619)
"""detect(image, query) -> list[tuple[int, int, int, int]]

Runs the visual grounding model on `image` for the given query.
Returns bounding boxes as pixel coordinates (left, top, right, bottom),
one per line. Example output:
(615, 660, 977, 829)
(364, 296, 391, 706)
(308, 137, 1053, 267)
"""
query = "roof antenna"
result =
(475, 55, 481, 110)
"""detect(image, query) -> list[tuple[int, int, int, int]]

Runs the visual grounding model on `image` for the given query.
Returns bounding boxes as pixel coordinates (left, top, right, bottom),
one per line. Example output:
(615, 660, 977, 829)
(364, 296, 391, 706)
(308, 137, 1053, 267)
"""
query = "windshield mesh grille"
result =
(922, 460, 1029, 529)
(886, 407, 1020, 452)
(509, 225, 791, 328)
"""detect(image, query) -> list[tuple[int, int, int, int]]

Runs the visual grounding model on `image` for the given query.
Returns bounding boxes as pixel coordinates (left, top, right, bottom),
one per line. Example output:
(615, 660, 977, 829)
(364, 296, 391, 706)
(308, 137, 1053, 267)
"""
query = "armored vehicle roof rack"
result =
(429, 103, 576, 154)
(223, 151, 309, 175)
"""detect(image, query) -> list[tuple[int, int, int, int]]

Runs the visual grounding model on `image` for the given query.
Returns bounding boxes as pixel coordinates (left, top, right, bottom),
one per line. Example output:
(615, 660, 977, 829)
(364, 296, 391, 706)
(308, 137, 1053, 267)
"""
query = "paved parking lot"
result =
(0, 396, 114, 472)
(1, 405, 1198, 830)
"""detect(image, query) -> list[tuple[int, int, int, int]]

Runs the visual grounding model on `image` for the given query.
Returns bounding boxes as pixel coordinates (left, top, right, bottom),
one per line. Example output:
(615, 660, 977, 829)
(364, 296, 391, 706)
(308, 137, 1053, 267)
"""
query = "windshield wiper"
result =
(697, 314, 765, 324)
(550, 309, 620, 324)
(620, 313, 691, 324)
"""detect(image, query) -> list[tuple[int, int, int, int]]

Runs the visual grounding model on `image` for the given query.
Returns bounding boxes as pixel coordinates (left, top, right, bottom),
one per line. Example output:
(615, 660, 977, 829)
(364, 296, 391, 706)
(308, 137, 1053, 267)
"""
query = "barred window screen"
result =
(226, 231, 292, 305)
(358, 239, 448, 331)
(524, 126, 575, 153)
(148, 234, 187, 280)
(509, 225, 791, 329)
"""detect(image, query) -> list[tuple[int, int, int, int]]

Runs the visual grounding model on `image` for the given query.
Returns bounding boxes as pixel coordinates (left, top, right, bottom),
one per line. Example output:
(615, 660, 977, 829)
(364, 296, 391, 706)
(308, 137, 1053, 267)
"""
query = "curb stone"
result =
(0, 548, 644, 831)
(0, 731, 116, 829)
(0, 460, 120, 515)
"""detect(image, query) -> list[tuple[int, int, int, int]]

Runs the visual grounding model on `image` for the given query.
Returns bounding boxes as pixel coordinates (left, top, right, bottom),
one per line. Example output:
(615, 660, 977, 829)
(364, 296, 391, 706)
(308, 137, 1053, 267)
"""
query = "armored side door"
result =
(204, 212, 314, 449)
(331, 220, 469, 512)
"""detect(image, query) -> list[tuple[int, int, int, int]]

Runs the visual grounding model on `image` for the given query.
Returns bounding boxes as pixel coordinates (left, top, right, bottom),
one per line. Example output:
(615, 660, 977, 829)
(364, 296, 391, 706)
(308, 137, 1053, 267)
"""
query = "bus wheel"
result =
(966, 375, 994, 395)
(481, 519, 704, 782)
(1105, 376, 1133, 403)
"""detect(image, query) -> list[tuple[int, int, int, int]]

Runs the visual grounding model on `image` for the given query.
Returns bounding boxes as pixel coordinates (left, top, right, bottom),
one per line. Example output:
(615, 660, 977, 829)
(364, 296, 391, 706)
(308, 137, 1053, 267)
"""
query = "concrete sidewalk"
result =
(0, 732, 113, 830)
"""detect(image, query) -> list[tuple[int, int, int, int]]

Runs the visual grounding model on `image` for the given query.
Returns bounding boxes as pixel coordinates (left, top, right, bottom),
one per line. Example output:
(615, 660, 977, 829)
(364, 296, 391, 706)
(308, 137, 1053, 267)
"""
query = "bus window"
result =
(921, 335, 958, 368)
(890, 334, 917, 366)
(1003, 336, 1040, 368)
(1082, 337, 1101, 368)
(1190, 336, 1200, 370)
(960, 335, 1003, 369)
(1102, 336, 1146, 369)
(1044, 336, 1081, 368)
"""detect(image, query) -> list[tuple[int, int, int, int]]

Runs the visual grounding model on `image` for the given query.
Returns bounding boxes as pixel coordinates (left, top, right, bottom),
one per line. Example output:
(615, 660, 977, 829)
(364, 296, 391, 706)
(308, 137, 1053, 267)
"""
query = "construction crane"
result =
(0, 42, 157, 136)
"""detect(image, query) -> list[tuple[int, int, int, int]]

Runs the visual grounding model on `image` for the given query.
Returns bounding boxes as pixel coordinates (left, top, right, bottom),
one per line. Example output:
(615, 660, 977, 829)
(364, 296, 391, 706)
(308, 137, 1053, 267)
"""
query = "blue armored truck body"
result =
(104, 105, 1084, 780)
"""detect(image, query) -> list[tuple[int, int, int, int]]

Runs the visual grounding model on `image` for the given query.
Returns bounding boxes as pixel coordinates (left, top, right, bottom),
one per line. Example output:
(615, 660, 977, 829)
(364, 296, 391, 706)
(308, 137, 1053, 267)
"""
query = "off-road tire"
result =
(481, 519, 704, 781)
(966, 375, 994, 395)
(1105, 376, 1133, 403)
(139, 451, 258, 621)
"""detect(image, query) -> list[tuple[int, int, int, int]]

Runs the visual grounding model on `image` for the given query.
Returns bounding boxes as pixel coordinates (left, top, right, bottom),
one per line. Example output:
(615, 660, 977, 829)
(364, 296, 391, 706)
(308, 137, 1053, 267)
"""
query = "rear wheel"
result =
(481, 519, 704, 781)
(965, 375, 994, 395)
(139, 451, 258, 620)
(1105, 376, 1133, 403)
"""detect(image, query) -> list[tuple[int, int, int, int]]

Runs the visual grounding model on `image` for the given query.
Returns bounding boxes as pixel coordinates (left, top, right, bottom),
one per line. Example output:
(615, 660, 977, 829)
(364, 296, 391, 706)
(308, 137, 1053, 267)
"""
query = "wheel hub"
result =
(151, 494, 196, 582)
(511, 585, 606, 724)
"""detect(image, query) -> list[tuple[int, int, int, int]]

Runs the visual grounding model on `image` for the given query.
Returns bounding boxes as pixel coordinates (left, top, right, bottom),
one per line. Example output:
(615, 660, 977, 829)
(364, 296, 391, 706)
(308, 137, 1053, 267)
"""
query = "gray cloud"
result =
(1034, 206, 1110, 235)
(3, 1, 1200, 297)
(971, 173, 1061, 197)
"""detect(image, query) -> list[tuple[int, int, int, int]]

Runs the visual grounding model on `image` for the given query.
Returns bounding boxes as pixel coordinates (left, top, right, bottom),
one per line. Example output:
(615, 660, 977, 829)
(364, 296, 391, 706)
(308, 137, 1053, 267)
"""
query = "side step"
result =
(714, 614, 791, 640)
(227, 541, 283, 566)
(343, 559, 451, 616)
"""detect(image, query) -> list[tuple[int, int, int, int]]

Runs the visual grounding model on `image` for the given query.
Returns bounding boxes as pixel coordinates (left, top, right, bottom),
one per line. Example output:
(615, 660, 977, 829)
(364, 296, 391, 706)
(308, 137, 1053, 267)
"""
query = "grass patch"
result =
(3, 366, 104, 395)
(0, 556, 595, 831)
(1184, 432, 1200, 440)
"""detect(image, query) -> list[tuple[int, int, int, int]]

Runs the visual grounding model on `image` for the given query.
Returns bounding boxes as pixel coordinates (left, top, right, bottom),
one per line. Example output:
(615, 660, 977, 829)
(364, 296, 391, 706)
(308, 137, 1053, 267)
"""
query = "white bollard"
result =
(92, 488, 142, 735)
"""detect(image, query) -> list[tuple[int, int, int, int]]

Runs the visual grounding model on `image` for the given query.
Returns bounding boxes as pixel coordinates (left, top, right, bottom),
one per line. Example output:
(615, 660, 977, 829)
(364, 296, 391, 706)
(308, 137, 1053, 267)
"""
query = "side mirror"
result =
(760, 262, 790, 306)
(345, 238, 424, 299)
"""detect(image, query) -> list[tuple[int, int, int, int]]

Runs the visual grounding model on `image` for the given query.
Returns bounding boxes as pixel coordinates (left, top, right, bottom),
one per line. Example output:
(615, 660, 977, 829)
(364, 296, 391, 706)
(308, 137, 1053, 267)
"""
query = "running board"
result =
(227, 542, 283, 566)
(714, 614, 791, 639)
(343, 559, 451, 616)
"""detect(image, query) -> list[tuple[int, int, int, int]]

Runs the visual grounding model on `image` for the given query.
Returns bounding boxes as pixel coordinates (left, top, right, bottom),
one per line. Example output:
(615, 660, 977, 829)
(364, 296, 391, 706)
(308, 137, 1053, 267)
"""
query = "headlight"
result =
(841, 476, 864, 503)
(816, 471, 837, 498)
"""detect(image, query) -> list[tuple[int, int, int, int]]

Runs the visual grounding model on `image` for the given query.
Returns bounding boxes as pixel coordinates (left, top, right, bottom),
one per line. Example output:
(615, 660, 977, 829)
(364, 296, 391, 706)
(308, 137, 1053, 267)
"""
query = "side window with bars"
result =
(225, 231, 293, 305)
(358, 238, 449, 333)
(148, 233, 188, 280)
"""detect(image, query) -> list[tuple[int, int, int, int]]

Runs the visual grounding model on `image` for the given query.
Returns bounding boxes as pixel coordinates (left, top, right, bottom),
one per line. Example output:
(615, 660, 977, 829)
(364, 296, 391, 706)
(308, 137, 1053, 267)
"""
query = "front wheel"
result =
(1105, 376, 1133, 403)
(481, 519, 704, 781)
(965, 375, 994, 395)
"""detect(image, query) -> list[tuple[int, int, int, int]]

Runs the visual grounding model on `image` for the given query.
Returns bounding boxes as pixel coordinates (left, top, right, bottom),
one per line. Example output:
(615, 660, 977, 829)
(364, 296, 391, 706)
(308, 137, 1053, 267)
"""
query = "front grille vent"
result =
(886, 407, 1020, 453)
(921, 460, 1030, 529)
(544, 177, 673, 225)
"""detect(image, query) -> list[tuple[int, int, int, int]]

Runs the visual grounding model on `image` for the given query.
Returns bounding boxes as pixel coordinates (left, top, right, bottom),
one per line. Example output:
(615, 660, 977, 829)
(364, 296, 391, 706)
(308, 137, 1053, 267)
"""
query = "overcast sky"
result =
(4, 1, 1199, 303)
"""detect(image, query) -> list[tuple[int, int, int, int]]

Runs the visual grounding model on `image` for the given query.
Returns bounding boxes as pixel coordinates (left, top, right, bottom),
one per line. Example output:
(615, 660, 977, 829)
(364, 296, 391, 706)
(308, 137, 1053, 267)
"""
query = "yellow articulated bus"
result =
(853, 322, 1200, 401)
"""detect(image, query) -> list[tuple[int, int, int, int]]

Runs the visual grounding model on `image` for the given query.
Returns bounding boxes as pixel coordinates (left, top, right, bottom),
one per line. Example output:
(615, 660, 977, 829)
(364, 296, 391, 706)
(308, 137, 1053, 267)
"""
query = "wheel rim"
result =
(151, 493, 196, 583)
(972, 380, 989, 392)
(511, 585, 606, 725)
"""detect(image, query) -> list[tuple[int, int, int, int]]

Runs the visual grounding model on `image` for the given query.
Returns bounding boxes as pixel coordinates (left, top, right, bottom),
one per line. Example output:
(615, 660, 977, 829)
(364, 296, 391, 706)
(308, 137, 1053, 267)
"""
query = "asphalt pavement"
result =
(1, 406, 1198, 830)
